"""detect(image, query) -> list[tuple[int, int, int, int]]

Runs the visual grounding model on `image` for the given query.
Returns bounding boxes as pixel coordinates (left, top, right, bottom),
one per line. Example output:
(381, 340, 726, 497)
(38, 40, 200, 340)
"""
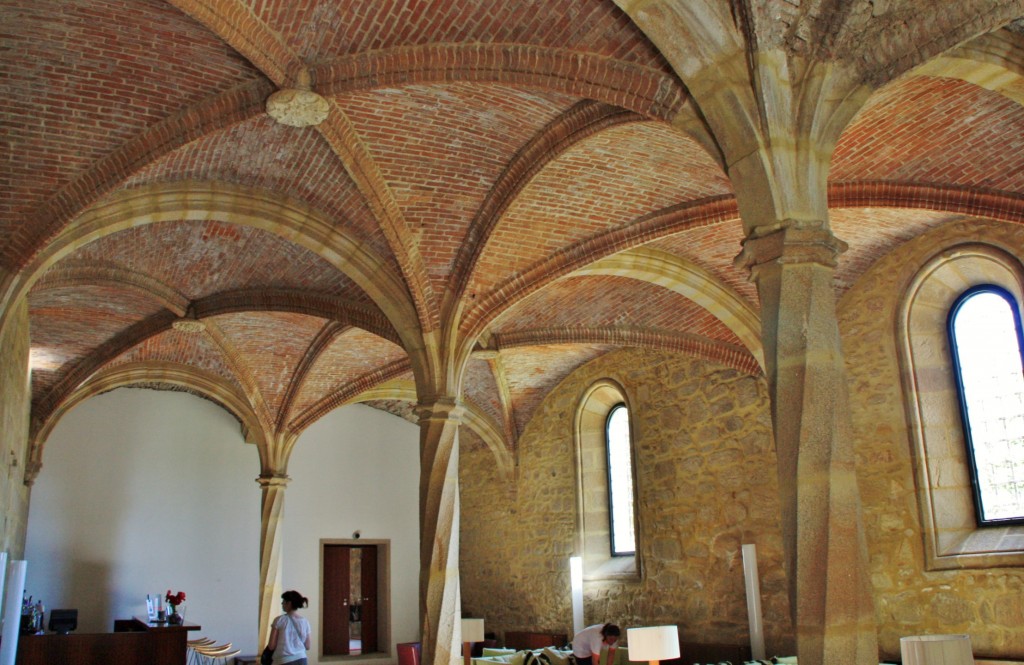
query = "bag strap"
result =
(287, 613, 303, 641)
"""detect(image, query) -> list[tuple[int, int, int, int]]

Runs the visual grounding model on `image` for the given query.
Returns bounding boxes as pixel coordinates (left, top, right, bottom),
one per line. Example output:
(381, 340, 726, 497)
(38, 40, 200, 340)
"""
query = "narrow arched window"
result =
(605, 404, 636, 555)
(949, 285, 1024, 525)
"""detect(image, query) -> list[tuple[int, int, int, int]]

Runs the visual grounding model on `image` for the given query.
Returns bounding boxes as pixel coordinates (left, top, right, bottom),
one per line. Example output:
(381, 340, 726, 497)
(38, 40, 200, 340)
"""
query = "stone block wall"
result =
(0, 299, 32, 558)
(839, 218, 1024, 661)
(461, 218, 1024, 663)
(459, 348, 793, 655)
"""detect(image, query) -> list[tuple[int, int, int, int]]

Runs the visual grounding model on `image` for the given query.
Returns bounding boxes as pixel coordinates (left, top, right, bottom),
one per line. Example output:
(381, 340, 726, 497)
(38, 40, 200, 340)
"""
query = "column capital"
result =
(734, 219, 848, 278)
(23, 460, 41, 487)
(415, 396, 465, 424)
(256, 474, 291, 489)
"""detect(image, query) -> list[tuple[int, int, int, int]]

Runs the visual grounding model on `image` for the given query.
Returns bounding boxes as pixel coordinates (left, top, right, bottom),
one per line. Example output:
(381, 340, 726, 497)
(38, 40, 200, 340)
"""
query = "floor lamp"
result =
(627, 626, 679, 665)
(900, 634, 974, 665)
(463, 618, 485, 665)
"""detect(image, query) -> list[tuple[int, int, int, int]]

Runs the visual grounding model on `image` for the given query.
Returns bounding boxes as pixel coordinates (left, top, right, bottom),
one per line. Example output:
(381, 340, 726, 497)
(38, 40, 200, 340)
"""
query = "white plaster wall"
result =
(284, 401, 422, 663)
(24, 388, 420, 663)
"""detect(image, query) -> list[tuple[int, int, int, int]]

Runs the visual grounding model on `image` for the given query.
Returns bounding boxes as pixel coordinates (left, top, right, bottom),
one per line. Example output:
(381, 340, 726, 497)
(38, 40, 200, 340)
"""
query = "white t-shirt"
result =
(272, 612, 311, 664)
(572, 624, 607, 659)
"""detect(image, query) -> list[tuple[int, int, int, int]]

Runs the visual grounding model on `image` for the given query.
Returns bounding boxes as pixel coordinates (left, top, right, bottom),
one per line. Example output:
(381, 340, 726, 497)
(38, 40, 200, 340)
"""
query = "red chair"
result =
(398, 642, 421, 665)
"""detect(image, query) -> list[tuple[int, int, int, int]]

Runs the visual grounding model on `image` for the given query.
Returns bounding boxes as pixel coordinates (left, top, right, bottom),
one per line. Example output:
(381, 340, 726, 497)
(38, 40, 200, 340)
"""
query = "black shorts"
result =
(576, 656, 593, 665)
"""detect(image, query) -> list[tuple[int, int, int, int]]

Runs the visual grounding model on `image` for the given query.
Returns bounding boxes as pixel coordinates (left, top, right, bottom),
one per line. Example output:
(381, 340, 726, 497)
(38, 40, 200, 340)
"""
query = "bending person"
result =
(572, 623, 621, 665)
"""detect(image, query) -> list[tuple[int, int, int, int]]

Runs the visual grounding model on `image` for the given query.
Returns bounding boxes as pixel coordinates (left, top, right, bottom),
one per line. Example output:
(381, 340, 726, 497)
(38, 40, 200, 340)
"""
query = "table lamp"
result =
(627, 626, 680, 665)
(462, 618, 485, 665)
(900, 634, 974, 665)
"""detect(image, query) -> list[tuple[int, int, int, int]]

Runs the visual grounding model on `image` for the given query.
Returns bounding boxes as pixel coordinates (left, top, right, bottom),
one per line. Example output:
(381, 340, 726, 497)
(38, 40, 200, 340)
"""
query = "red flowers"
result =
(165, 590, 186, 607)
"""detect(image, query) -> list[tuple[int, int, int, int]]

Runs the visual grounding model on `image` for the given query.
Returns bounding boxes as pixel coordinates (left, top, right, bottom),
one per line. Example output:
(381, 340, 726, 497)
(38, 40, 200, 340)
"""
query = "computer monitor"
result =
(48, 609, 77, 634)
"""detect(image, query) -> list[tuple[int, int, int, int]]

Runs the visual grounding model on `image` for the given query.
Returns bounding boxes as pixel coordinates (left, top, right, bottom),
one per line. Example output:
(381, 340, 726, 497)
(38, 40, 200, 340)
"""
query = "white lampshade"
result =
(462, 618, 486, 643)
(900, 634, 974, 665)
(627, 626, 680, 662)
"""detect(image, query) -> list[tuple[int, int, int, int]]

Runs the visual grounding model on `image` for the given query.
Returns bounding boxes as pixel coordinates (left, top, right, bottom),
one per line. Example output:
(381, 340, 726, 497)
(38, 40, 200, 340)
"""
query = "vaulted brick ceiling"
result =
(5, 0, 1024, 465)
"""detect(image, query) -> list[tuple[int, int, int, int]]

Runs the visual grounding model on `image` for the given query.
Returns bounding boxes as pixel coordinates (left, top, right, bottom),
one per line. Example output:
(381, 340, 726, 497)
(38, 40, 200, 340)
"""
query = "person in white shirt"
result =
(572, 623, 621, 665)
(265, 590, 312, 665)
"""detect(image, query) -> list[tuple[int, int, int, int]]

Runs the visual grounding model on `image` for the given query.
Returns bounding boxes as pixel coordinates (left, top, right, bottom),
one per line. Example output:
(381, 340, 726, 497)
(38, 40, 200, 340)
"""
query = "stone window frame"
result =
(898, 242, 1024, 570)
(574, 379, 642, 581)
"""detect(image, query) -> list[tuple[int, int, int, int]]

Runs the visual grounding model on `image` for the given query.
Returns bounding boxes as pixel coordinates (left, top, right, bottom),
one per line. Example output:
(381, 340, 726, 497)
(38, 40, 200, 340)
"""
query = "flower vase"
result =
(168, 606, 183, 625)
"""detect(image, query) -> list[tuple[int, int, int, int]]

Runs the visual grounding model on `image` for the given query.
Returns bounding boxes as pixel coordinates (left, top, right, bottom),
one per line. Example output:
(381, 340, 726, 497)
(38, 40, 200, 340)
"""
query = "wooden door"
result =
(323, 544, 351, 655)
(359, 545, 378, 652)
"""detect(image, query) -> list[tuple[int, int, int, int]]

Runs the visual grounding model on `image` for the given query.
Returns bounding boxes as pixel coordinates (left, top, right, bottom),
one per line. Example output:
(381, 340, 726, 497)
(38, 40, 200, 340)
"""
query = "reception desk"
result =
(16, 616, 200, 665)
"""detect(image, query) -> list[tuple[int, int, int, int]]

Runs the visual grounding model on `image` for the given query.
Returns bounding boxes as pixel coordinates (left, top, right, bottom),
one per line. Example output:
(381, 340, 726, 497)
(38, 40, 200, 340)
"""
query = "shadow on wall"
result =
(68, 559, 113, 633)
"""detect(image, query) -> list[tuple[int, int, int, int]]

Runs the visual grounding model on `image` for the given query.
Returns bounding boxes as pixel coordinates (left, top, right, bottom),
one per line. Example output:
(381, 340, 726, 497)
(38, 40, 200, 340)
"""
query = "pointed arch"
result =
(0, 181, 425, 380)
(574, 247, 763, 367)
(352, 382, 515, 480)
(27, 362, 266, 485)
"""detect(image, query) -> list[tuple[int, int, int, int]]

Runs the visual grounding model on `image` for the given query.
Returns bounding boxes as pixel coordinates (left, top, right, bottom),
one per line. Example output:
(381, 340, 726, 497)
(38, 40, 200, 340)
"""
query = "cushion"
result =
(544, 648, 570, 665)
(484, 649, 517, 658)
(599, 646, 628, 665)
(524, 650, 552, 665)
(510, 651, 529, 665)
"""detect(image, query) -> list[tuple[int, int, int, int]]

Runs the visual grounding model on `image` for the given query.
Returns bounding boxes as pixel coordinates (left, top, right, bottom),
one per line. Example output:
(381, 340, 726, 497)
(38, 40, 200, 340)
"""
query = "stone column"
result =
(736, 220, 877, 665)
(0, 296, 32, 557)
(417, 397, 464, 665)
(257, 474, 290, 650)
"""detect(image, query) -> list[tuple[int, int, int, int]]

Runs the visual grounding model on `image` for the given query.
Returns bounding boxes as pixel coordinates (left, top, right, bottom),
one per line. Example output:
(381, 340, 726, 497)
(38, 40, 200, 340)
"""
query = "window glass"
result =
(606, 404, 636, 554)
(950, 287, 1024, 524)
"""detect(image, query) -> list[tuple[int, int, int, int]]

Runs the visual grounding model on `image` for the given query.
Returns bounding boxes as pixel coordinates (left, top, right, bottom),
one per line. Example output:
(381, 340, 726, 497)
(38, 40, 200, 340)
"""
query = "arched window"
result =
(900, 243, 1024, 569)
(605, 404, 636, 555)
(575, 381, 640, 580)
(948, 285, 1024, 525)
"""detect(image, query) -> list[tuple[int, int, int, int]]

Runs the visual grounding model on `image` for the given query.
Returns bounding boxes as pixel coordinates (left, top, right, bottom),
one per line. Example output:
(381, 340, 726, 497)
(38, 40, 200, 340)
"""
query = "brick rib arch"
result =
(195, 290, 401, 345)
(575, 247, 763, 367)
(316, 104, 439, 335)
(289, 358, 414, 433)
(166, 0, 299, 86)
(458, 180, 1024, 358)
(3, 80, 275, 272)
(446, 100, 646, 315)
(313, 43, 689, 121)
(32, 263, 191, 317)
(829, 181, 1024, 221)
(32, 311, 181, 430)
(458, 195, 737, 345)
(1, 182, 421, 362)
(275, 321, 349, 431)
(30, 288, 405, 467)
(493, 326, 760, 376)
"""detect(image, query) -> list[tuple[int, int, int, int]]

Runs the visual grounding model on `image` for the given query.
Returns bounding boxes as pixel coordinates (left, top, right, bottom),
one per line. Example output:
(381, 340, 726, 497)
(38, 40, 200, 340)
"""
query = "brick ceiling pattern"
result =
(124, 116, 393, 261)
(833, 75, 1024, 189)
(6, 0, 1024, 462)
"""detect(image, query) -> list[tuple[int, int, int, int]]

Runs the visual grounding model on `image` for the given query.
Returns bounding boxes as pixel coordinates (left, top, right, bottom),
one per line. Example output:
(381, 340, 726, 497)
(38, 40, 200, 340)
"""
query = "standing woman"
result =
(265, 590, 312, 665)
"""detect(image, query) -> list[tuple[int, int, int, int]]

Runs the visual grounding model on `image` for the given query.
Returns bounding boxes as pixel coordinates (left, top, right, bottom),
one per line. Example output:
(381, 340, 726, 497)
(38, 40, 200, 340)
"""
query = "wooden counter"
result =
(16, 616, 200, 665)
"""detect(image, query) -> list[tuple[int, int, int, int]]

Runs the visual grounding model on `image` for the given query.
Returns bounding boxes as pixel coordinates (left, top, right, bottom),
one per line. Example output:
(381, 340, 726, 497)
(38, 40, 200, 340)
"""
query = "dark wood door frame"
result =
(320, 539, 391, 660)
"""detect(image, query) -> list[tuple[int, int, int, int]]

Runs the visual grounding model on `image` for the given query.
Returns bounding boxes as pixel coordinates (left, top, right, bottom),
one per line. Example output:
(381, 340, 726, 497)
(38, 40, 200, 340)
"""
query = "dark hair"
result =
(601, 624, 621, 638)
(281, 590, 309, 609)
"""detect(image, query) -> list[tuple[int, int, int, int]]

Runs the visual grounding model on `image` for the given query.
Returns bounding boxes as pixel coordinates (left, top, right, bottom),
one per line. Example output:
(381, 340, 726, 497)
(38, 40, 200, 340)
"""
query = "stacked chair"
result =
(187, 636, 240, 665)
